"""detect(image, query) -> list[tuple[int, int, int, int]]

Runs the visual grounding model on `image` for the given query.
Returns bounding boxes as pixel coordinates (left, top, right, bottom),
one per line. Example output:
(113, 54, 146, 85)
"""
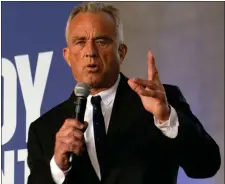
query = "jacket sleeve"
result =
(166, 86, 221, 178)
(27, 122, 56, 184)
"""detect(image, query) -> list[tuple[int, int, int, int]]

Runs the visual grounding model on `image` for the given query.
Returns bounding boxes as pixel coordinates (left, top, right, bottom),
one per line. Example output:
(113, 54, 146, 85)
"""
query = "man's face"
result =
(63, 12, 127, 89)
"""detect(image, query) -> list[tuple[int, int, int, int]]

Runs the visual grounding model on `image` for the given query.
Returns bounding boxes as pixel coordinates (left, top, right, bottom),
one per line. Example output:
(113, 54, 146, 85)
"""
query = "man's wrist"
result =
(157, 105, 171, 124)
(55, 155, 70, 171)
(154, 105, 179, 139)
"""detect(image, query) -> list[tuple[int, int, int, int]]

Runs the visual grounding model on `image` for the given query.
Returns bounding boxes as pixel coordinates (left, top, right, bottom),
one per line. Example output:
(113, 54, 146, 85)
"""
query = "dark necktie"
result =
(91, 95, 106, 177)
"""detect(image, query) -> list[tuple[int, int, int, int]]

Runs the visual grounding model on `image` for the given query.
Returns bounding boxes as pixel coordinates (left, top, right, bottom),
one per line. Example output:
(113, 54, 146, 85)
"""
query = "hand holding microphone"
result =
(54, 83, 90, 171)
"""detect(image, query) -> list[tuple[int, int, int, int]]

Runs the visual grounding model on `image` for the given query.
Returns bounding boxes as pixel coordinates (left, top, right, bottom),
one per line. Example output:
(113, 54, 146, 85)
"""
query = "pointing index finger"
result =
(148, 50, 158, 81)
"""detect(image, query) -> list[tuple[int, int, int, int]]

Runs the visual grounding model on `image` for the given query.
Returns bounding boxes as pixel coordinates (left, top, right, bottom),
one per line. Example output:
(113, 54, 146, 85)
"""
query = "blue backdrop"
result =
(1, 2, 217, 184)
(1, 2, 80, 184)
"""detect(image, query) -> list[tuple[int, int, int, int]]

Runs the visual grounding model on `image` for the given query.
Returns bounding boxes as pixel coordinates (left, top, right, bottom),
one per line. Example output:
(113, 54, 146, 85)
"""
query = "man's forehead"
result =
(69, 12, 116, 28)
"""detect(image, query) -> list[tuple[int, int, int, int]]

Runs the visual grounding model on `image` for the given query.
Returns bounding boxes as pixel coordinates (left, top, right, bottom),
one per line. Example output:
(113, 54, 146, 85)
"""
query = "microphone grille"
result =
(74, 82, 90, 97)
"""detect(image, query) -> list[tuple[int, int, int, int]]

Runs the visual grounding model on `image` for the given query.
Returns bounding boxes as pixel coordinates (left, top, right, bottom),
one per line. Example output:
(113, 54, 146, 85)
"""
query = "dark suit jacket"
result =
(27, 73, 221, 184)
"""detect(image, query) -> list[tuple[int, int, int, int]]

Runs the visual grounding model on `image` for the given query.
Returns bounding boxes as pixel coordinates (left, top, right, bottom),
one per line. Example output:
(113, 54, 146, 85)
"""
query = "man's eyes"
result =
(73, 38, 111, 46)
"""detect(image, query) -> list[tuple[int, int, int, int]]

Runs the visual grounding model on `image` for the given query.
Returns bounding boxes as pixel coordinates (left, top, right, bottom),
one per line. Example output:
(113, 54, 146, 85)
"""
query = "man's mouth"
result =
(86, 64, 100, 72)
(88, 64, 97, 68)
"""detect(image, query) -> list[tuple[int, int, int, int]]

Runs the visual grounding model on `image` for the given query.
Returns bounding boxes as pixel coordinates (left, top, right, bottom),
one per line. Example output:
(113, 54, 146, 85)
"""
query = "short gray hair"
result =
(65, 2, 124, 44)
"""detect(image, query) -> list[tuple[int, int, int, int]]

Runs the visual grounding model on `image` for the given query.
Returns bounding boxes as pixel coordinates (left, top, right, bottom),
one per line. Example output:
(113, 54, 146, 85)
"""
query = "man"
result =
(27, 2, 221, 184)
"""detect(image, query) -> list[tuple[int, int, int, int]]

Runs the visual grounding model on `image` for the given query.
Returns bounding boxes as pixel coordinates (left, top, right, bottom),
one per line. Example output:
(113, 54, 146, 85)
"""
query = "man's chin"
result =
(88, 83, 101, 89)
(83, 77, 102, 89)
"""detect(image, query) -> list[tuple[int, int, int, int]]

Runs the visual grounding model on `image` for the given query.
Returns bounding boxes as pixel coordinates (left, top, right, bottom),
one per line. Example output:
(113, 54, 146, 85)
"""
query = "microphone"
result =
(74, 82, 90, 122)
(69, 82, 90, 162)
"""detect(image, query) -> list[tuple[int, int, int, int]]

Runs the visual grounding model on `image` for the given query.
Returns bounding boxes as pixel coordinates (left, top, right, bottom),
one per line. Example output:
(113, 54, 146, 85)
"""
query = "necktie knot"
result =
(91, 95, 102, 106)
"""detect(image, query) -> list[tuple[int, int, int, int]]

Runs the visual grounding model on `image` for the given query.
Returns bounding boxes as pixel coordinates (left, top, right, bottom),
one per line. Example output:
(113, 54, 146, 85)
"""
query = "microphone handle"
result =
(74, 96, 87, 123)
(69, 96, 87, 163)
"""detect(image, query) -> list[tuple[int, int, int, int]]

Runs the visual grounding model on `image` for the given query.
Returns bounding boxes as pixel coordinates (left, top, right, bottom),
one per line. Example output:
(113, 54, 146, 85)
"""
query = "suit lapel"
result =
(107, 73, 136, 141)
(102, 73, 136, 183)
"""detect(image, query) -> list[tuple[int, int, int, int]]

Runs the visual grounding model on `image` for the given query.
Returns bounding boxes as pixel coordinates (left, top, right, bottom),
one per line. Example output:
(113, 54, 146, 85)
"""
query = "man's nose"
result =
(85, 41, 98, 58)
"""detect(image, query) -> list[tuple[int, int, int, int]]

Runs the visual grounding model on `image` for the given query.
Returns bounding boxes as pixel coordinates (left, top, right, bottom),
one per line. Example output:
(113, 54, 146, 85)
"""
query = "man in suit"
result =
(27, 2, 221, 184)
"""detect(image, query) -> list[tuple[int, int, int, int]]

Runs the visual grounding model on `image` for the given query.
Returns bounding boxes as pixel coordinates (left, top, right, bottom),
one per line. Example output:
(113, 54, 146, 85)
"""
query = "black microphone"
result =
(69, 82, 90, 162)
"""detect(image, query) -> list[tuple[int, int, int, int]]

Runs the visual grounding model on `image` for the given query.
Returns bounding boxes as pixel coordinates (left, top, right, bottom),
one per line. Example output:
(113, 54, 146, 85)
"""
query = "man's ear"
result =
(63, 47, 71, 67)
(118, 44, 128, 64)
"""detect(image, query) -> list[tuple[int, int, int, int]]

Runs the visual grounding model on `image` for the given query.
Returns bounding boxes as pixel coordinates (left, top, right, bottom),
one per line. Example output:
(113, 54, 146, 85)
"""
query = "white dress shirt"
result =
(50, 74, 179, 184)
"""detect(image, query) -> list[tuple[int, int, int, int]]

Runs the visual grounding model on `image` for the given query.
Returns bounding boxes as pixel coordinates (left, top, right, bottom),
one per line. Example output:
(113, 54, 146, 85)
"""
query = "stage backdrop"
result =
(1, 2, 224, 184)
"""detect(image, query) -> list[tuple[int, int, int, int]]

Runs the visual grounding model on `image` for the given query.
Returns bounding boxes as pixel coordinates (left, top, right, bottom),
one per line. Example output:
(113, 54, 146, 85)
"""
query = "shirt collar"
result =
(88, 74, 121, 107)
